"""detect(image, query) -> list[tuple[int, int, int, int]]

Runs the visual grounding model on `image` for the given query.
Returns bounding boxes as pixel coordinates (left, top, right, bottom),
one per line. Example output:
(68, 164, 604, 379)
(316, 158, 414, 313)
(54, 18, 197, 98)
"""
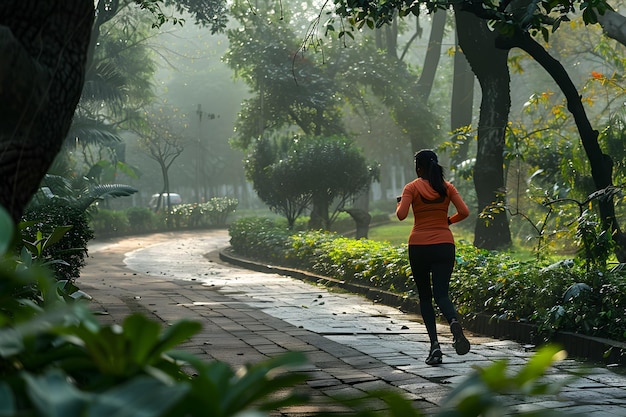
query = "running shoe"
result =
(450, 320, 470, 355)
(425, 344, 443, 365)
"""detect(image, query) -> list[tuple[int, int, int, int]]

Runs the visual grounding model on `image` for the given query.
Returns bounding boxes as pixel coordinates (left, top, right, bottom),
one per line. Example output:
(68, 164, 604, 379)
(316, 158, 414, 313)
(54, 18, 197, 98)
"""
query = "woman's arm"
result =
(396, 192, 411, 221)
(447, 185, 469, 225)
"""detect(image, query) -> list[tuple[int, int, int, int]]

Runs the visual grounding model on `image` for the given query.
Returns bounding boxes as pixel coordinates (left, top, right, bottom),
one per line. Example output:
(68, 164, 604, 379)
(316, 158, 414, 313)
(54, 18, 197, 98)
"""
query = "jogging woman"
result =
(396, 149, 471, 365)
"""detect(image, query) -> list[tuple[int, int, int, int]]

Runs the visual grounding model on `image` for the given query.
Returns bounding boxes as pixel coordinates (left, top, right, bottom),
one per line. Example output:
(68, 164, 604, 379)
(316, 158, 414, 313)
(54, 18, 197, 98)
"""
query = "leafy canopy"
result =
(325, 0, 613, 42)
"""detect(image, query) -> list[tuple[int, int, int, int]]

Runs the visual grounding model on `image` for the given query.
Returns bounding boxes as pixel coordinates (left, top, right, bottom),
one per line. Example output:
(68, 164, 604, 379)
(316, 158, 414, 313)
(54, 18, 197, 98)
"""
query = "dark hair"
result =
(415, 149, 447, 197)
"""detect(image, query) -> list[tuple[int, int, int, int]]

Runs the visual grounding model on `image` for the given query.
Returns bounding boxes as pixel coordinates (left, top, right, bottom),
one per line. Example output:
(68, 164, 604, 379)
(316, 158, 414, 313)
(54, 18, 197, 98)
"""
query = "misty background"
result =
(82, 1, 618, 225)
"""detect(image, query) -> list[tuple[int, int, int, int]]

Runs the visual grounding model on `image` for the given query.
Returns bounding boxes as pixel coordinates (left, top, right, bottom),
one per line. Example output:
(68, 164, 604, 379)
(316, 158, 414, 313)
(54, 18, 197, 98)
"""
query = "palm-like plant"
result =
(34, 174, 138, 212)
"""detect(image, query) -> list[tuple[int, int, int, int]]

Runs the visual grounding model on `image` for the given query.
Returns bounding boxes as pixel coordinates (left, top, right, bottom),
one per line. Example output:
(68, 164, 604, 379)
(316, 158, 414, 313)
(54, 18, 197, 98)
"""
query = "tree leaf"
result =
(0, 382, 16, 416)
(0, 206, 14, 255)
(88, 376, 189, 417)
(23, 370, 91, 417)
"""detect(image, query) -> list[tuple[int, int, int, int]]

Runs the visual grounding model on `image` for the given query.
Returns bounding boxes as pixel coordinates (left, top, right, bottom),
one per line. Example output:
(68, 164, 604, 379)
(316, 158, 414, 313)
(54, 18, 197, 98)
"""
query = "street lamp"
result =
(195, 104, 218, 203)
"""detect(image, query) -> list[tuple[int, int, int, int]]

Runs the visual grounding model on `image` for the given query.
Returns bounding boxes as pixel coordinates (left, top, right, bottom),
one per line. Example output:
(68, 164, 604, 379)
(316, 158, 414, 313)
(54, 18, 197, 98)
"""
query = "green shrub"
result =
(205, 197, 239, 226)
(228, 217, 293, 263)
(230, 218, 412, 293)
(90, 209, 130, 237)
(286, 231, 413, 293)
(228, 217, 626, 343)
(125, 207, 157, 233)
(20, 200, 94, 281)
(170, 197, 239, 229)
(87, 197, 238, 237)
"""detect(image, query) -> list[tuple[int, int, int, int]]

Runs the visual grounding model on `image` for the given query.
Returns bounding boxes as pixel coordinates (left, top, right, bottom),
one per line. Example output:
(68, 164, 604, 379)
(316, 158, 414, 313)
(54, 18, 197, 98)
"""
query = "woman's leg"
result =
(430, 243, 457, 322)
(430, 243, 470, 355)
(408, 245, 438, 344)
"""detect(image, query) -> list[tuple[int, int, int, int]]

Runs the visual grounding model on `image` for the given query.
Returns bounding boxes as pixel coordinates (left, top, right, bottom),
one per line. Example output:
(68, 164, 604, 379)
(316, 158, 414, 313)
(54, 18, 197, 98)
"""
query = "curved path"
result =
(81, 229, 626, 416)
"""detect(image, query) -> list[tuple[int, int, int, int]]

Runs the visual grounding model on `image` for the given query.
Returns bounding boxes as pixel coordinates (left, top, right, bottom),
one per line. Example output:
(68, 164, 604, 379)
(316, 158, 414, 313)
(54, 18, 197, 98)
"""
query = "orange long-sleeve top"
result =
(396, 179, 469, 245)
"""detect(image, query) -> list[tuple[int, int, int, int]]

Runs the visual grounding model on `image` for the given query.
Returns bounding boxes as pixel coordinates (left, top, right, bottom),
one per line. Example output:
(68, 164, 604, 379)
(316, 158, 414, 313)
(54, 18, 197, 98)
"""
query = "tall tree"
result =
(0, 1, 95, 222)
(449, 31, 475, 165)
(495, 29, 626, 259)
(325, 0, 624, 251)
(245, 135, 377, 229)
(455, 10, 512, 249)
(135, 106, 187, 213)
(225, 0, 346, 149)
(0, 0, 228, 223)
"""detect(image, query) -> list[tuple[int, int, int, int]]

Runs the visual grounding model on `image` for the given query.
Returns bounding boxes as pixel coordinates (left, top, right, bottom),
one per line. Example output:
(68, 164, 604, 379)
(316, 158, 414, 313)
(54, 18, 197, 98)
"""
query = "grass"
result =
(367, 218, 559, 263)
(368, 216, 474, 246)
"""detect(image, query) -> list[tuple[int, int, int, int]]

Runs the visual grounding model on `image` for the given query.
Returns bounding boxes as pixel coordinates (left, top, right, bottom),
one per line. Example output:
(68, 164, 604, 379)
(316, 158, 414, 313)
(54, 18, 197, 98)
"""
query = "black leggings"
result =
(408, 243, 457, 344)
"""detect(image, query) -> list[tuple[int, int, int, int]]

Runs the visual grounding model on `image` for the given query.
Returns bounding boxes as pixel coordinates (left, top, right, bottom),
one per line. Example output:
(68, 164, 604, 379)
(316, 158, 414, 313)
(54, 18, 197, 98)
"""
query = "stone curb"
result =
(219, 247, 626, 366)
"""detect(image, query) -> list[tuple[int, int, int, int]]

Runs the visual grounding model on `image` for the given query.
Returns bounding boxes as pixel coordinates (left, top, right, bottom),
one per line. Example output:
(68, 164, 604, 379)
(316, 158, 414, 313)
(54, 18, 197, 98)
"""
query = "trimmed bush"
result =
(90, 209, 131, 236)
(228, 216, 626, 343)
(20, 200, 94, 281)
(126, 207, 157, 233)
(89, 197, 239, 237)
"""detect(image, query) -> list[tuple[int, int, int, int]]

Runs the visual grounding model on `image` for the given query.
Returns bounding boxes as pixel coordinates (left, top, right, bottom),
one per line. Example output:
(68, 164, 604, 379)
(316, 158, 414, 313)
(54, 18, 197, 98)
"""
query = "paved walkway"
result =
(80, 229, 626, 416)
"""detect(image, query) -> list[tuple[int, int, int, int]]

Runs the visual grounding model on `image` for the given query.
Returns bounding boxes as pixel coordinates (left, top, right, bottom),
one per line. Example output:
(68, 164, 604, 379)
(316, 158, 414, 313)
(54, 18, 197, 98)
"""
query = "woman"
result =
(396, 149, 470, 365)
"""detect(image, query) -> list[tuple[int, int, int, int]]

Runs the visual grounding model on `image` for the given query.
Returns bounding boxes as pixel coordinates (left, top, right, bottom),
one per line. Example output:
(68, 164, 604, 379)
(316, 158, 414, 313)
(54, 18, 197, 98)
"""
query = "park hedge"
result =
(228, 217, 626, 344)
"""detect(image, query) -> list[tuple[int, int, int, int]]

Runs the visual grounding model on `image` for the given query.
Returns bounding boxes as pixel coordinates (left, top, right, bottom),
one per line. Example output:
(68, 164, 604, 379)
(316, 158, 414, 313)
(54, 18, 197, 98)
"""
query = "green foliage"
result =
(287, 231, 413, 292)
(229, 217, 626, 343)
(450, 245, 575, 320)
(203, 197, 239, 226)
(166, 351, 309, 417)
(0, 213, 310, 417)
(245, 135, 377, 229)
(170, 198, 239, 228)
(325, 0, 610, 42)
(126, 207, 158, 233)
(574, 209, 615, 271)
(90, 198, 238, 237)
(228, 217, 295, 262)
(20, 201, 94, 281)
(451, 243, 626, 342)
(244, 136, 313, 228)
(134, 0, 228, 33)
(90, 209, 131, 236)
(225, 0, 346, 148)
(537, 271, 626, 342)
(1, 305, 310, 417)
(36, 174, 138, 213)
(58, 313, 201, 383)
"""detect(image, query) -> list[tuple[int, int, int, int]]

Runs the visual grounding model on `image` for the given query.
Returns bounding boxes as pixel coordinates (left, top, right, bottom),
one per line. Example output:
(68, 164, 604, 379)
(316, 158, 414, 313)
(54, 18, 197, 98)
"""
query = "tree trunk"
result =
(496, 30, 626, 261)
(416, 10, 446, 100)
(309, 195, 330, 230)
(454, 9, 513, 250)
(597, 9, 626, 48)
(0, 1, 95, 222)
(407, 11, 446, 153)
(450, 30, 475, 165)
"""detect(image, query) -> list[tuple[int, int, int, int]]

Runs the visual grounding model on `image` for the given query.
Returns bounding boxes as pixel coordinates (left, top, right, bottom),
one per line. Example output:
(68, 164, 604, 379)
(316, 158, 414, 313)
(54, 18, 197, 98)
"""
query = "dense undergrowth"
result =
(229, 217, 626, 344)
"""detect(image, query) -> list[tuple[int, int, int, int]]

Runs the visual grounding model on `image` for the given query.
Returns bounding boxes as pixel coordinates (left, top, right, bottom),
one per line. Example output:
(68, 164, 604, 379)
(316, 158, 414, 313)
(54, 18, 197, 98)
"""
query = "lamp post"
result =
(195, 104, 218, 203)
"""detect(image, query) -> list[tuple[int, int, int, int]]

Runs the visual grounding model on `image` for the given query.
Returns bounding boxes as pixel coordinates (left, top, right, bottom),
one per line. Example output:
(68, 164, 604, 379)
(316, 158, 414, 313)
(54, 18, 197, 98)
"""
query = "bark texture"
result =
(454, 9, 513, 250)
(598, 9, 626, 47)
(450, 30, 475, 165)
(0, 1, 95, 222)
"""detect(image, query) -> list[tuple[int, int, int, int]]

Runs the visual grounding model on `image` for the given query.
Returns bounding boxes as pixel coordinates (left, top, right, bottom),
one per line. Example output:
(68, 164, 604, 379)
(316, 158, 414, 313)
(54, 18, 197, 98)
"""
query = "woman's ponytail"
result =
(415, 149, 447, 197)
